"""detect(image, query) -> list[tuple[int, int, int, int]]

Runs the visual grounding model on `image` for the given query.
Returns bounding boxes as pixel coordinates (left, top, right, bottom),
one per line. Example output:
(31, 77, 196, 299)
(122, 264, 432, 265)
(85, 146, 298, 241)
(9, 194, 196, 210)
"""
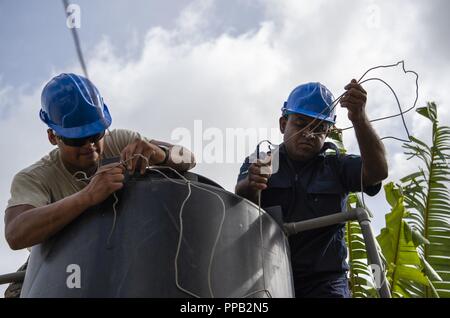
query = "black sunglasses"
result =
(57, 131, 105, 147)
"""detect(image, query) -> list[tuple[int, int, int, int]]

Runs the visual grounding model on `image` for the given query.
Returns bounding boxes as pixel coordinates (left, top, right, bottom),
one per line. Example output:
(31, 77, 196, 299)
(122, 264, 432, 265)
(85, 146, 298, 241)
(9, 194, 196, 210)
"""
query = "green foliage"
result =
(377, 182, 437, 297)
(400, 102, 450, 297)
(346, 194, 379, 298)
(327, 127, 347, 155)
(330, 102, 450, 298)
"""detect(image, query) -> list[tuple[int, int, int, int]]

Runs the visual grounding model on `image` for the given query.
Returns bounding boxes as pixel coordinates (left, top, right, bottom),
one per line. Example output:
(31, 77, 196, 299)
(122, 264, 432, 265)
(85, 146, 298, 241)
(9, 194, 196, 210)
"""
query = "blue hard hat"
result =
(282, 82, 336, 124)
(39, 73, 112, 138)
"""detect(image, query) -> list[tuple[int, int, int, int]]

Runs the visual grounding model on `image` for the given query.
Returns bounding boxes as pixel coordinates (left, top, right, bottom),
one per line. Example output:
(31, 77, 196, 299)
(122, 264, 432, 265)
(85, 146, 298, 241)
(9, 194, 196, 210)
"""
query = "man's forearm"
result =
(353, 115, 388, 186)
(235, 178, 259, 204)
(5, 191, 92, 250)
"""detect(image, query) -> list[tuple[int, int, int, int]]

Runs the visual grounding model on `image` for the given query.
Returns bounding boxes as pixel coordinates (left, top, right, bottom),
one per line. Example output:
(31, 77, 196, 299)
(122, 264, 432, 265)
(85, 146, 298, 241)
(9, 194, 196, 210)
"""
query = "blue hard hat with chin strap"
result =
(282, 82, 336, 124)
(39, 73, 112, 138)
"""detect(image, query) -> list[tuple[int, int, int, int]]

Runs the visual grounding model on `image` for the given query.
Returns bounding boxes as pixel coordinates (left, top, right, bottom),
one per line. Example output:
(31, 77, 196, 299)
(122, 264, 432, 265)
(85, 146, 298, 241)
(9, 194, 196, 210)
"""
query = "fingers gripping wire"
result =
(309, 61, 419, 143)
(342, 61, 419, 141)
(73, 155, 142, 248)
(341, 61, 418, 212)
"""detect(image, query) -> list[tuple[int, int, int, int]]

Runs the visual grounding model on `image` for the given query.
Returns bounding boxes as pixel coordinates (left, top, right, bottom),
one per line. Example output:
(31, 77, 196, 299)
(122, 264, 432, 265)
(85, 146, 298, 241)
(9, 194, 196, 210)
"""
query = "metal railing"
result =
(284, 207, 391, 298)
(0, 271, 25, 285)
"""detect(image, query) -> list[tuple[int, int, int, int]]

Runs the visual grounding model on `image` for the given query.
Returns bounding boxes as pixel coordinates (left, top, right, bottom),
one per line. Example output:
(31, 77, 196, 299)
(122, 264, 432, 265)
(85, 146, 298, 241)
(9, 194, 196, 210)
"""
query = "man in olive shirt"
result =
(4, 73, 195, 296)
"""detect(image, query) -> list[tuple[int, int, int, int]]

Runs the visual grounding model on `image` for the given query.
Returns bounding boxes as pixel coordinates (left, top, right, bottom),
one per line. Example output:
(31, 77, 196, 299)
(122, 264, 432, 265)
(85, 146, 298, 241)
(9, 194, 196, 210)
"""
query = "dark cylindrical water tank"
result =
(20, 171, 294, 297)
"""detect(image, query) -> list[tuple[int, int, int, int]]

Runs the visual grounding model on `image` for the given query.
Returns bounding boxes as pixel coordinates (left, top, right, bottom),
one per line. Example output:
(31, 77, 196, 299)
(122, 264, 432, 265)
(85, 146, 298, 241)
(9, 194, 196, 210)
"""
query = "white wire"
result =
(257, 190, 272, 298)
(146, 166, 226, 298)
(150, 167, 272, 298)
(133, 165, 272, 298)
(73, 154, 272, 298)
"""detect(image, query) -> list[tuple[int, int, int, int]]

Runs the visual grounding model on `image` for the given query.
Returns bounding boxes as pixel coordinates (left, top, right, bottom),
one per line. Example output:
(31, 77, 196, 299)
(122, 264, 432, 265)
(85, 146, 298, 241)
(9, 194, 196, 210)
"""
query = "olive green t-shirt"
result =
(6, 129, 149, 209)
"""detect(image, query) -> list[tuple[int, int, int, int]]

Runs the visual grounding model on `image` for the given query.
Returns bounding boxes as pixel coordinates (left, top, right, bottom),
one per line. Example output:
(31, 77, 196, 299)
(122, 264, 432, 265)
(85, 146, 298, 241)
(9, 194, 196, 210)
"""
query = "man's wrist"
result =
(74, 190, 94, 210)
(351, 113, 369, 127)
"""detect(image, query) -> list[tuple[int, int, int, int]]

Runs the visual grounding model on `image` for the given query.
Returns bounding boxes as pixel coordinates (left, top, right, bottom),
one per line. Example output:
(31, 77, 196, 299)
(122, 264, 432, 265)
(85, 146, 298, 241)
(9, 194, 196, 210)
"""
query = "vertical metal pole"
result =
(355, 209, 391, 298)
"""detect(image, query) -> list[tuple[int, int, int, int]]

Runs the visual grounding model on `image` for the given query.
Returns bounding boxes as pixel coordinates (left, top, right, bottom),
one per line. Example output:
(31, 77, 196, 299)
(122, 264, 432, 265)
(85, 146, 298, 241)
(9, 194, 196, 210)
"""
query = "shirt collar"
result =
(319, 142, 340, 158)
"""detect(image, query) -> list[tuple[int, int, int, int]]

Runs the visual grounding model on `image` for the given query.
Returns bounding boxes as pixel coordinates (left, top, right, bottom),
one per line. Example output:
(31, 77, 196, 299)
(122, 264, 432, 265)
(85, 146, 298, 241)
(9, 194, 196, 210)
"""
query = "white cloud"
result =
(176, 0, 214, 36)
(1, 0, 450, 296)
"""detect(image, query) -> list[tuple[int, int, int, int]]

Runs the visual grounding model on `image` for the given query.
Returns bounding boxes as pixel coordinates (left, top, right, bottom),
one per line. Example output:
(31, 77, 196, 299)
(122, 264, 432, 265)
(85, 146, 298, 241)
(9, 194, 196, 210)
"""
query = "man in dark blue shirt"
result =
(235, 80, 388, 298)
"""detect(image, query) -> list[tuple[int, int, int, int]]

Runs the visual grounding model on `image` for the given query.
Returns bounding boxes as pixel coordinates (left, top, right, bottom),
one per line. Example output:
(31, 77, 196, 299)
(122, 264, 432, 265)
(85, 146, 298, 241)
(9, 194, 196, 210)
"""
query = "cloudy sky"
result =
(1, 0, 449, 296)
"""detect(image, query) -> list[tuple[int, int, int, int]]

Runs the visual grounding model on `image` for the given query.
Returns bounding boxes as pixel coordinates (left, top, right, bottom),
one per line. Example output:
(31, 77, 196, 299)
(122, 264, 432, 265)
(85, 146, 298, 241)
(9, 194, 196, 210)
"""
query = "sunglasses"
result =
(292, 121, 330, 135)
(57, 131, 105, 147)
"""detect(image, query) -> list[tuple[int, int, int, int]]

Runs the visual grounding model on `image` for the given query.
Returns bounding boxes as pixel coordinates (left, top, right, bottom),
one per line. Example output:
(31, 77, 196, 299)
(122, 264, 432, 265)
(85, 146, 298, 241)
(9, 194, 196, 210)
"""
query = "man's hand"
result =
(247, 154, 272, 191)
(120, 139, 166, 175)
(340, 79, 368, 123)
(235, 153, 272, 204)
(4, 163, 126, 250)
(341, 79, 389, 186)
(81, 163, 125, 206)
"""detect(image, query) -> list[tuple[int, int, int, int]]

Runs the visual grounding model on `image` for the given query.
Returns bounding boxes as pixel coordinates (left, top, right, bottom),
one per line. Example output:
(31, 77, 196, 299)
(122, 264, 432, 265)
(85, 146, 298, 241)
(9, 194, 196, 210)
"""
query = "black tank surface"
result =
(20, 171, 294, 298)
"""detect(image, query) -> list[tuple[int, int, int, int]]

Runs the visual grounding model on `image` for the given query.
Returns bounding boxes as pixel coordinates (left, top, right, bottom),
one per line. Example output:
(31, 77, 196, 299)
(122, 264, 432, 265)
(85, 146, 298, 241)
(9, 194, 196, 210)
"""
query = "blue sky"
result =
(1, 0, 449, 296)
(0, 0, 264, 88)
